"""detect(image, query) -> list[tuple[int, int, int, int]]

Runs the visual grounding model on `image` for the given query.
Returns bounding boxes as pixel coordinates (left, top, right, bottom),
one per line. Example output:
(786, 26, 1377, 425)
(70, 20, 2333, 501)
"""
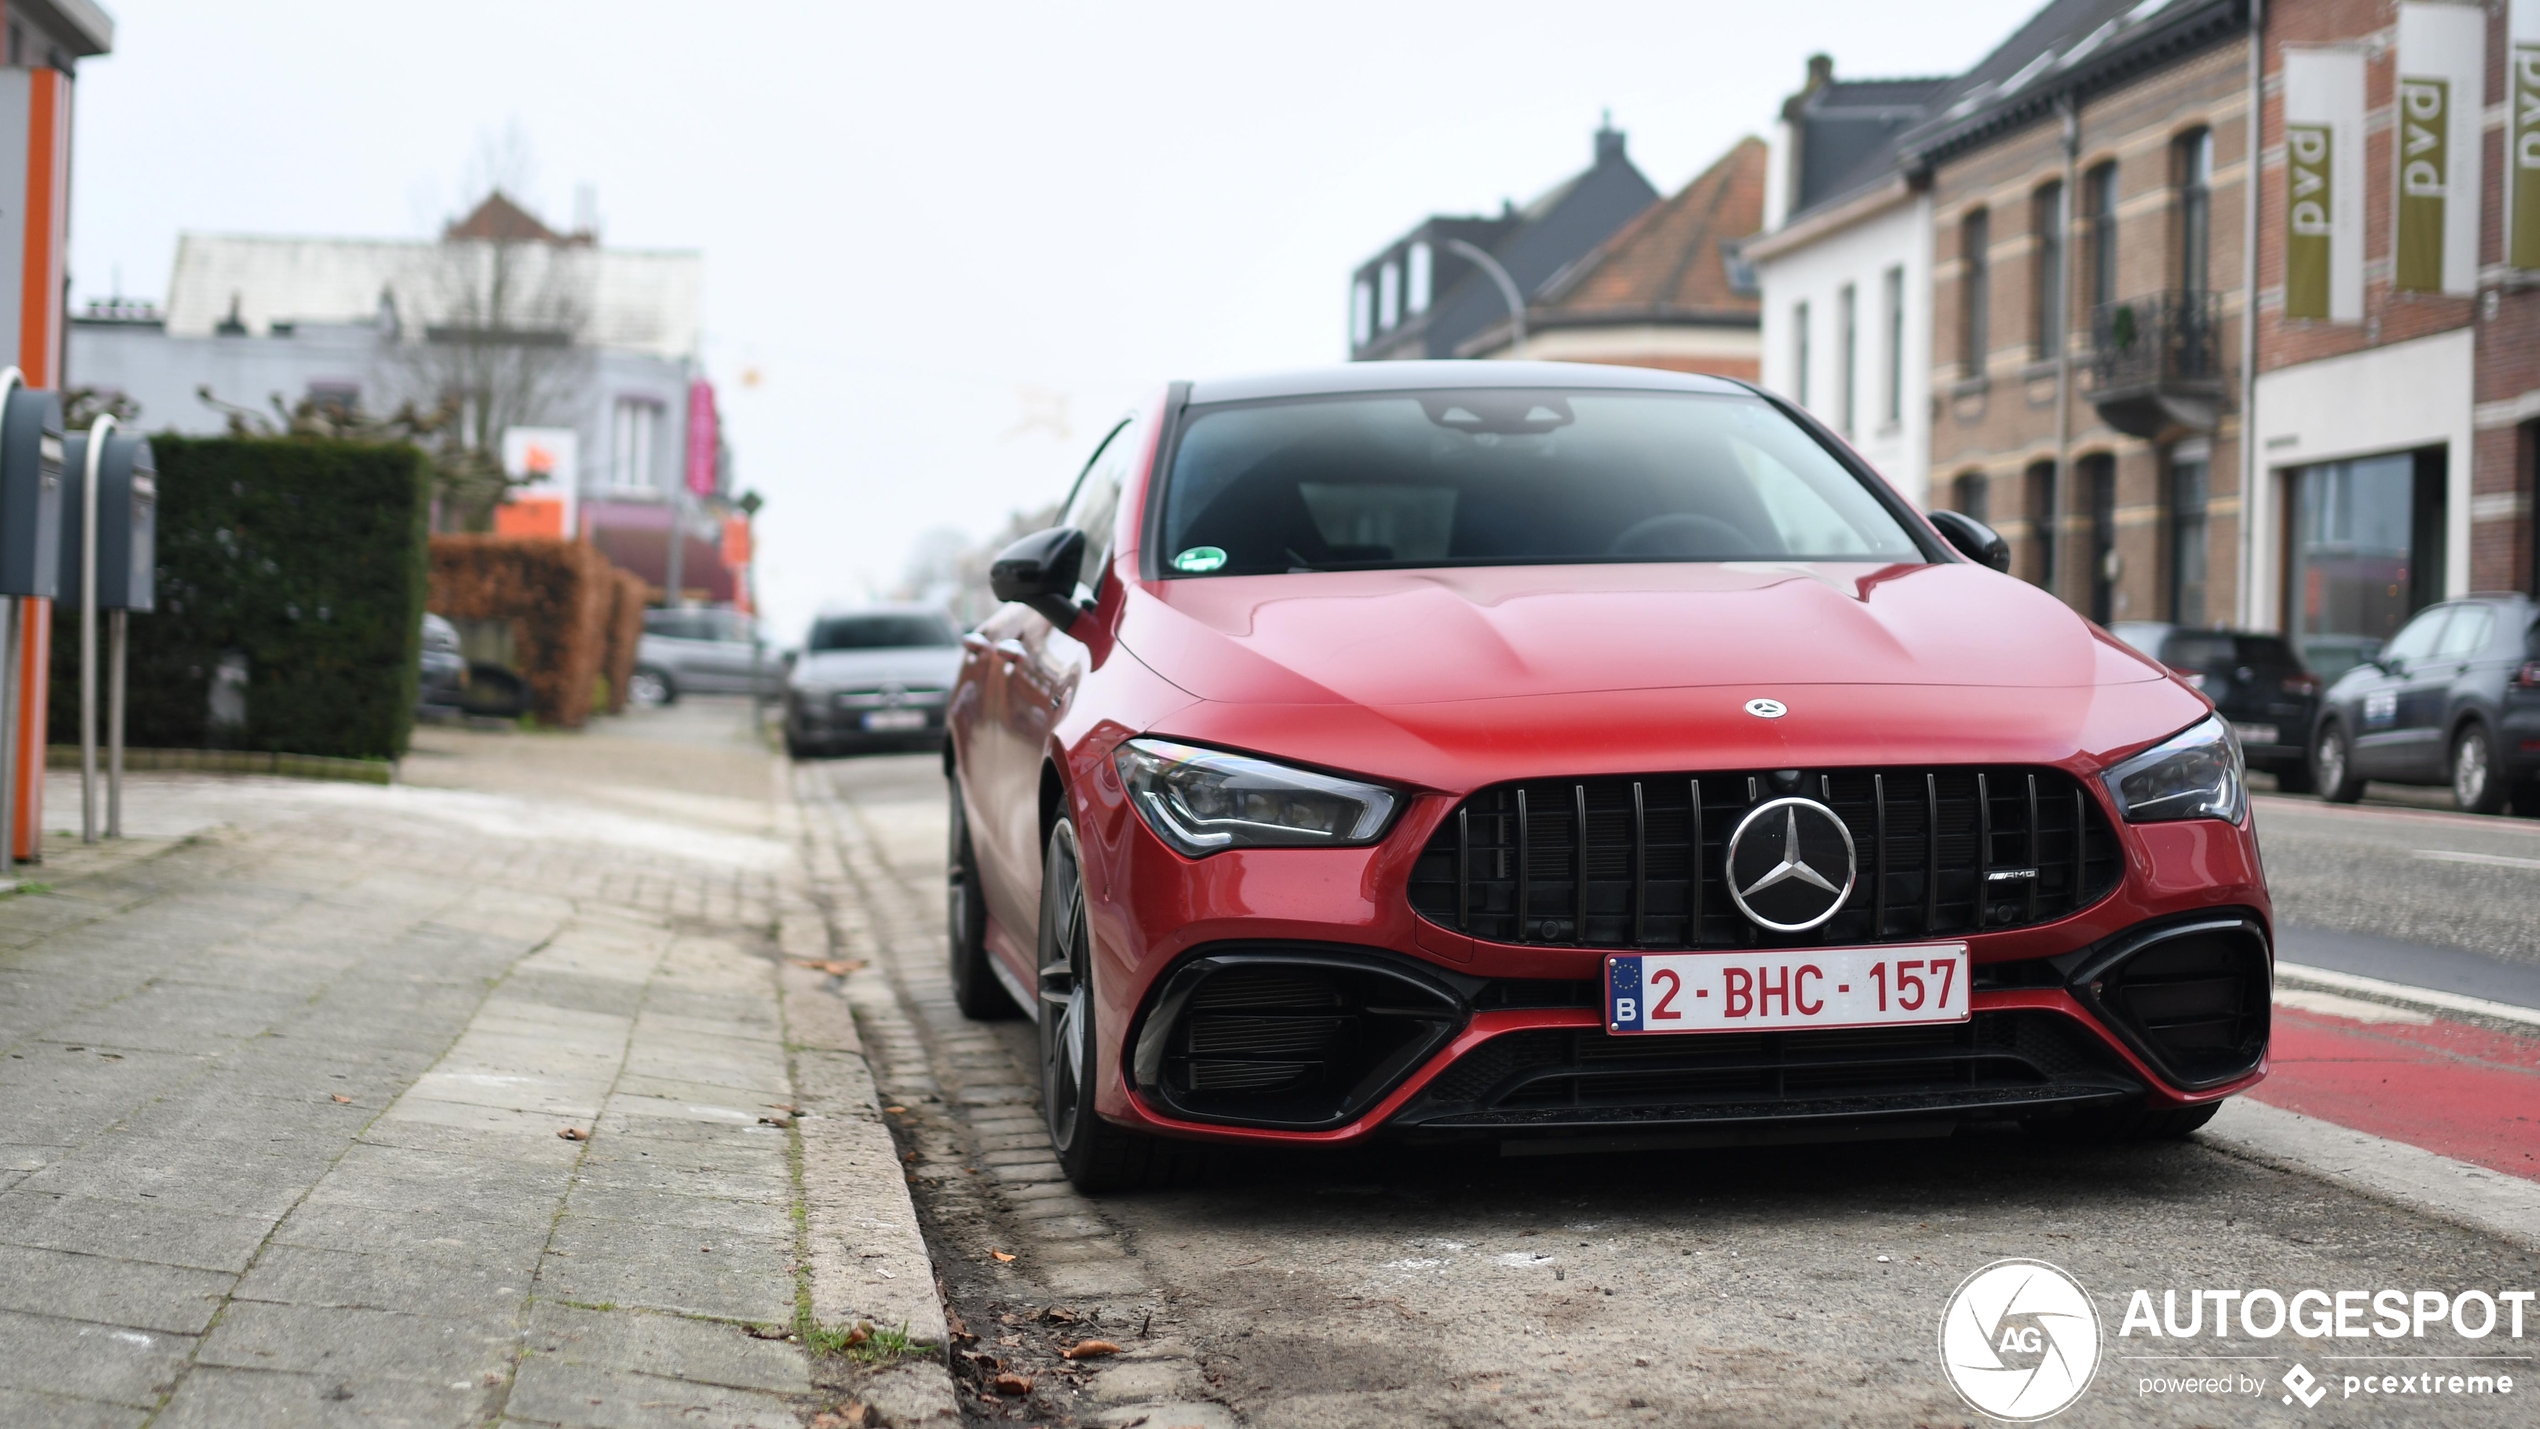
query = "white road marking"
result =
(2200, 1099, 2540, 1252)
(2414, 849, 2540, 872)
(2276, 961, 2540, 1028)
(2274, 987, 2434, 1024)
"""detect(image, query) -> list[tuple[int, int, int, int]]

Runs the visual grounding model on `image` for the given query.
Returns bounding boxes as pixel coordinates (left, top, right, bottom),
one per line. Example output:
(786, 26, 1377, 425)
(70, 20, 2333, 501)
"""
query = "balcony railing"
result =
(2087, 290, 2223, 437)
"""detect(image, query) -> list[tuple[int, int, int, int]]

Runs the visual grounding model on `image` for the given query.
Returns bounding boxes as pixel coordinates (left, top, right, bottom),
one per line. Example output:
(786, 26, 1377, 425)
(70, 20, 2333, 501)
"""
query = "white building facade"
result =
(1750, 187, 1933, 507)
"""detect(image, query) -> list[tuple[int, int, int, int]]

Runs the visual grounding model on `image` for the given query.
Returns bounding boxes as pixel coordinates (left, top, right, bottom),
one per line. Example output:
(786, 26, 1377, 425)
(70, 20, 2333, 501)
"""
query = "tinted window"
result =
(808, 613, 959, 651)
(644, 610, 707, 640)
(1158, 390, 1921, 576)
(1061, 419, 1137, 595)
(2108, 622, 2173, 660)
(2381, 607, 2452, 665)
(2163, 634, 2237, 669)
(2232, 636, 2302, 669)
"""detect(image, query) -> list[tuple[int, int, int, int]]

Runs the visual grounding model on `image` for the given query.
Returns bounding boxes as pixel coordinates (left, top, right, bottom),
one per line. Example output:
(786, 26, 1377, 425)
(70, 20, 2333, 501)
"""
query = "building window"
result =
(2284, 448, 2448, 677)
(1793, 301, 1811, 408)
(1953, 471, 1989, 524)
(1836, 284, 1858, 437)
(2032, 181, 2065, 360)
(2170, 450, 2209, 625)
(2083, 453, 2118, 624)
(1960, 208, 1990, 378)
(2084, 161, 2119, 311)
(1882, 265, 1905, 427)
(611, 397, 662, 490)
(2175, 129, 2212, 294)
(1351, 280, 1372, 347)
(1378, 260, 1401, 332)
(2024, 460, 2057, 588)
(1406, 243, 1432, 316)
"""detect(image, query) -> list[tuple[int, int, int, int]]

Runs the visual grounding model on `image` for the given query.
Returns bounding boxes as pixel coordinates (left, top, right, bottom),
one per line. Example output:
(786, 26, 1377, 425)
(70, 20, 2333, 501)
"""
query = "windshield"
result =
(807, 613, 959, 651)
(1158, 389, 1925, 576)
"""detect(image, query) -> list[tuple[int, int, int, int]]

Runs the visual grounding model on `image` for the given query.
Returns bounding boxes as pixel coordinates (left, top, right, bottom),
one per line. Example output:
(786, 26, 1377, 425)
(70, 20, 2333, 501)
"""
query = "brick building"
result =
(1900, 0, 2256, 627)
(2246, 0, 2540, 676)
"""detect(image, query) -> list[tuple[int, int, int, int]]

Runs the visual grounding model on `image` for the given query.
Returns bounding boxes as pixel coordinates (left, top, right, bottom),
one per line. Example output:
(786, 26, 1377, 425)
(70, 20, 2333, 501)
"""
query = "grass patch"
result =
(0, 881, 54, 899)
(803, 1318, 925, 1363)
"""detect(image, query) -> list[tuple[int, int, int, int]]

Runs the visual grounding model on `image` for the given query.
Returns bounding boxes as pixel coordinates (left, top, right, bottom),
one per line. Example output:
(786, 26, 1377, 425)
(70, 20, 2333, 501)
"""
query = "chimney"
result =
(1594, 110, 1626, 166)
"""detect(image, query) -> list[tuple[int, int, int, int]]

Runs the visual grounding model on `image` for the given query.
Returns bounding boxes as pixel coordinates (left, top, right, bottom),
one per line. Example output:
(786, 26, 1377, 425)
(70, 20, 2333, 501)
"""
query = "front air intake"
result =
(2070, 914, 2270, 1090)
(1130, 947, 1467, 1130)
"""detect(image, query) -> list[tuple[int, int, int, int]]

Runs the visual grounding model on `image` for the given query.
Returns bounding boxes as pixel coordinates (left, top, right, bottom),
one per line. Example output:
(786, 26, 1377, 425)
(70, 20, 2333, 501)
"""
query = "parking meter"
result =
(59, 430, 156, 611)
(0, 385, 61, 598)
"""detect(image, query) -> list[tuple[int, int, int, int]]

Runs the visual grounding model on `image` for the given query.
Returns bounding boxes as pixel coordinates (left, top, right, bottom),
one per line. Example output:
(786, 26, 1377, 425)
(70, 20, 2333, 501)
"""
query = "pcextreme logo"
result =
(1939, 1259, 2102, 1422)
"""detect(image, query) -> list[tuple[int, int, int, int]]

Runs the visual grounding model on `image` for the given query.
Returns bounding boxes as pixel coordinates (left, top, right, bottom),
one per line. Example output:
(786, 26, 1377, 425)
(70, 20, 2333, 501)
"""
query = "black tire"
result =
(629, 666, 676, 707)
(2268, 760, 2316, 795)
(2510, 780, 2540, 820)
(2028, 1099, 2222, 1144)
(946, 776, 1015, 1019)
(1038, 817, 1175, 1193)
(2451, 721, 2507, 815)
(2314, 720, 2364, 803)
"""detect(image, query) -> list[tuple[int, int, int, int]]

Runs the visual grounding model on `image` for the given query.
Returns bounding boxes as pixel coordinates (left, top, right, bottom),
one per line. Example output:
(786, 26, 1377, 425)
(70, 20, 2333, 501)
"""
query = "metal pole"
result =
(0, 595, 13, 872)
(662, 490, 687, 608)
(1441, 238, 1527, 358)
(2236, 0, 2266, 630)
(2052, 96, 2079, 608)
(107, 608, 124, 838)
(79, 415, 113, 843)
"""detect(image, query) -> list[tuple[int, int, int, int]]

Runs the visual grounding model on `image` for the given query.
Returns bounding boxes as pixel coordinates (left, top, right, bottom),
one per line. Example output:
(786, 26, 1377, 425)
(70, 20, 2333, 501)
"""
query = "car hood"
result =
(1120, 562, 2163, 705)
(791, 646, 961, 690)
(1116, 563, 2198, 789)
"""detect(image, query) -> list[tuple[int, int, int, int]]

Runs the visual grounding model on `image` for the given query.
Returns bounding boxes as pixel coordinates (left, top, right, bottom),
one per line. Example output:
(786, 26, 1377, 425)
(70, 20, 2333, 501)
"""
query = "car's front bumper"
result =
(1083, 777, 2271, 1147)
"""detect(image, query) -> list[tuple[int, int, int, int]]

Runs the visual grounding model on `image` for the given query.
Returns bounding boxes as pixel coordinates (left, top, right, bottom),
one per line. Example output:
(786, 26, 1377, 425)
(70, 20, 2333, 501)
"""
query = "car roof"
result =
(1185, 360, 1753, 407)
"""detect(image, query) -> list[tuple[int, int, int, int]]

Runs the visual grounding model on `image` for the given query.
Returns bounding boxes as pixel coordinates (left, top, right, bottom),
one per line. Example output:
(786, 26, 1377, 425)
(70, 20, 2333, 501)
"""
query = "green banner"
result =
(2286, 124, 2333, 319)
(2395, 76, 2448, 292)
(2515, 44, 2540, 270)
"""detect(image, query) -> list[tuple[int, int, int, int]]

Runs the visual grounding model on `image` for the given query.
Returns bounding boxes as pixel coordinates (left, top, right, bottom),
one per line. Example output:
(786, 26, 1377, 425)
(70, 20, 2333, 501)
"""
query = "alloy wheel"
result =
(2315, 725, 2352, 801)
(627, 670, 669, 707)
(2454, 727, 2493, 812)
(1038, 825, 1093, 1156)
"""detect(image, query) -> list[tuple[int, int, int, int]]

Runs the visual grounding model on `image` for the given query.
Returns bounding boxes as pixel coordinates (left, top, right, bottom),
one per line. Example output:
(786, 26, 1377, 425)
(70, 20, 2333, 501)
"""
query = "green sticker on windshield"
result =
(1172, 546, 1227, 573)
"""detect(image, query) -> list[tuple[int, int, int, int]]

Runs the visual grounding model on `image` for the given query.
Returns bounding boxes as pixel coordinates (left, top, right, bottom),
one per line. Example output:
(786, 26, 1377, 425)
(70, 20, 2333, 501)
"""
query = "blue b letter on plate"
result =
(1607, 954, 1644, 1032)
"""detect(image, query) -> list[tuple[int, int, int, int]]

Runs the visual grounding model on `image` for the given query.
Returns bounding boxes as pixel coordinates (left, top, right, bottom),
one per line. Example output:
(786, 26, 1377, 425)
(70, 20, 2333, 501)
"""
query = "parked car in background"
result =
(417, 613, 467, 714)
(2312, 593, 2540, 815)
(782, 605, 963, 758)
(633, 605, 775, 705)
(2110, 624, 2320, 793)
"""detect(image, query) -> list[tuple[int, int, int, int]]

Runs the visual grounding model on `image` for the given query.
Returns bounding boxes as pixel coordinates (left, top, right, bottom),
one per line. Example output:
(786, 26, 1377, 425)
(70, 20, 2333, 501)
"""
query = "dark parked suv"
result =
(2311, 593, 2540, 815)
(2111, 624, 2321, 793)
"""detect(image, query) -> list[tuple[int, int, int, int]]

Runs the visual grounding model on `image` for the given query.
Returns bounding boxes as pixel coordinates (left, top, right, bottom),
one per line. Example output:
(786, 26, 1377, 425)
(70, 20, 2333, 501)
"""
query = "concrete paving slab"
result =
(0, 1242, 235, 1334)
(538, 1214, 797, 1324)
(0, 1189, 272, 1273)
(150, 1362, 494, 1429)
(505, 1357, 801, 1429)
(195, 1300, 519, 1384)
(524, 1301, 809, 1395)
(0, 1386, 149, 1429)
(0, 1309, 194, 1408)
(233, 1242, 537, 1319)
(559, 1182, 795, 1239)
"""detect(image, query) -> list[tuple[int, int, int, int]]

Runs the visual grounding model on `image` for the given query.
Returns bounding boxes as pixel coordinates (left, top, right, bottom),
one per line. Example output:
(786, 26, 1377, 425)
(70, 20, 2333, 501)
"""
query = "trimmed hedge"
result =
(50, 437, 430, 760)
(427, 536, 618, 728)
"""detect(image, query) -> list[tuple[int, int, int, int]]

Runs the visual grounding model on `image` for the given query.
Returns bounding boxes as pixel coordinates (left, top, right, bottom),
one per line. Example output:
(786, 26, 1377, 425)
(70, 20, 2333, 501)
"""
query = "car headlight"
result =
(1114, 738, 1397, 857)
(2101, 715, 2245, 824)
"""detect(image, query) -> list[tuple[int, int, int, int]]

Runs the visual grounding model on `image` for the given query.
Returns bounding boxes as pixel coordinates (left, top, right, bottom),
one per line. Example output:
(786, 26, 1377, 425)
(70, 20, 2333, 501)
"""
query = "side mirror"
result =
(989, 527, 1086, 630)
(1928, 509, 2011, 572)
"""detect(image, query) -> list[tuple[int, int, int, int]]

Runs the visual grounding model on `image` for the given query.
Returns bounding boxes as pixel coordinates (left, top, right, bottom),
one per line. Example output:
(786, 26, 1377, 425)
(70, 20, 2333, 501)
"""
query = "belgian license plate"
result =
(2233, 722, 2279, 747)
(861, 710, 927, 731)
(1606, 945, 1970, 1035)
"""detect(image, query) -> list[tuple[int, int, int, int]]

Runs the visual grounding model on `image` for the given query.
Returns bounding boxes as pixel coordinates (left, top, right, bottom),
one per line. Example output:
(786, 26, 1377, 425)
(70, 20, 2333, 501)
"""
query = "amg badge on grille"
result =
(1724, 796, 1857, 933)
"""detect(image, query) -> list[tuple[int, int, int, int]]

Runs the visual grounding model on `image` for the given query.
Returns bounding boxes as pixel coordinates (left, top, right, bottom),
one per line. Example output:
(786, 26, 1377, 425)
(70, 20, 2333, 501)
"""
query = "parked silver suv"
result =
(782, 605, 962, 757)
(633, 606, 777, 705)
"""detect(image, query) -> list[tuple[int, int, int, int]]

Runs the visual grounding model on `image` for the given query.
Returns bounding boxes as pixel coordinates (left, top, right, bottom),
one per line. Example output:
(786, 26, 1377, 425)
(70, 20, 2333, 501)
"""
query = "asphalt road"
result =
(808, 752, 2540, 1429)
(2252, 792, 2540, 990)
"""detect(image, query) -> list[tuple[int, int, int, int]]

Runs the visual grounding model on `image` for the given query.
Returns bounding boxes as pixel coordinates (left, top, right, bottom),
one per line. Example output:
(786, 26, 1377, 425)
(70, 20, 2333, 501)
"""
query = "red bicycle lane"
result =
(2248, 1001, 2540, 1183)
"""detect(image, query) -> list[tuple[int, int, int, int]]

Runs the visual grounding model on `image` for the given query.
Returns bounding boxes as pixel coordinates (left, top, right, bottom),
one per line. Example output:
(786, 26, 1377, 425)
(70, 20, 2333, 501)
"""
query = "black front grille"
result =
(1395, 1011, 2138, 1129)
(1408, 767, 2121, 949)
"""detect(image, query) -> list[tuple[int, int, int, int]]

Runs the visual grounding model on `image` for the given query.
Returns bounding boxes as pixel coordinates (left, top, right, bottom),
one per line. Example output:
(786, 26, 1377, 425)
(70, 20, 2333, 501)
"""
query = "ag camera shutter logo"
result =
(1939, 1259, 2102, 1421)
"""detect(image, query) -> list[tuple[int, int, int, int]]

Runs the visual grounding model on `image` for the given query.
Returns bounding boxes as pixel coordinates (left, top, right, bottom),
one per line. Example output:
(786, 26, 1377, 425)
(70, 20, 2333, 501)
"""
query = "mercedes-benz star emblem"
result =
(1724, 796, 1858, 933)
(1744, 698, 1787, 719)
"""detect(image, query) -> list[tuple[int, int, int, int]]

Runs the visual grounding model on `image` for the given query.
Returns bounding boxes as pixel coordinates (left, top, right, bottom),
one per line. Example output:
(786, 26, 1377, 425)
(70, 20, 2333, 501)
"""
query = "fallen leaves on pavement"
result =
(809, 1406, 874, 1429)
(557, 1127, 588, 1141)
(989, 1248, 1016, 1262)
(330, 1094, 352, 1104)
(789, 957, 868, 976)
(1062, 1339, 1122, 1360)
(992, 1372, 1034, 1395)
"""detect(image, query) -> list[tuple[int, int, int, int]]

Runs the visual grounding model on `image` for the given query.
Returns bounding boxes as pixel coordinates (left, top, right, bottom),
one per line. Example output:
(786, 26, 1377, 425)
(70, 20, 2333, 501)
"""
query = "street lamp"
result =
(1440, 238, 1527, 359)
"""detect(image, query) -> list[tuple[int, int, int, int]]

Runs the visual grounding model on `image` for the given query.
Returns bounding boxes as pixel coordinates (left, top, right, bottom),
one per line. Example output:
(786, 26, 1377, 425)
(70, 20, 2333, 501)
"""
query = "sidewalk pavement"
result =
(0, 700, 957, 1428)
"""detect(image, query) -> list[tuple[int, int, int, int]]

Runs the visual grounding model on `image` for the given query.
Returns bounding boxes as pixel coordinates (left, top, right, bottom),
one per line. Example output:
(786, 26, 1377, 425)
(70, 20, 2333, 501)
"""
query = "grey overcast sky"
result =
(69, 0, 2039, 636)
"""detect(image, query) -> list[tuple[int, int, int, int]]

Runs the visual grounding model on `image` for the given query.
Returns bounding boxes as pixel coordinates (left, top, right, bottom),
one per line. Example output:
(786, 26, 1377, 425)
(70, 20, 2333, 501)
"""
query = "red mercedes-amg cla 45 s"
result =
(945, 362, 2269, 1192)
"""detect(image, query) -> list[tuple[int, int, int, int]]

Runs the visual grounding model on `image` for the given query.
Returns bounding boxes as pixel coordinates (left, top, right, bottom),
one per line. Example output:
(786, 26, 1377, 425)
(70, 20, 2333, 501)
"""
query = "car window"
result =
(710, 610, 757, 644)
(2234, 636, 2302, 669)
(644, 610, 704, 640)
(2380, 607, 2452, 666)
(2108, 623, 2172, 659)
(808, 613, 960, 650)
(2434, 606, 2492, 660)
(2163, 634, 2237, 669)
(1060, 418, 1137, 597)
(1158, 389, 1924, 576)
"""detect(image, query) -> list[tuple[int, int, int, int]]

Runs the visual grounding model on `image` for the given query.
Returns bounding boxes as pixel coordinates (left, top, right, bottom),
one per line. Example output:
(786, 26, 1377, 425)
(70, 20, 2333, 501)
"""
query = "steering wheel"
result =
(1605, 513, 1760, 560)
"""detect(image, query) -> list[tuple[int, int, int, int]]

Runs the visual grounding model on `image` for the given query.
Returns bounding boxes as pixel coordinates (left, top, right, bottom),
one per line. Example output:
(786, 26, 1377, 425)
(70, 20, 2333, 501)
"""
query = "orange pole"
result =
(11, 68, 65, 860)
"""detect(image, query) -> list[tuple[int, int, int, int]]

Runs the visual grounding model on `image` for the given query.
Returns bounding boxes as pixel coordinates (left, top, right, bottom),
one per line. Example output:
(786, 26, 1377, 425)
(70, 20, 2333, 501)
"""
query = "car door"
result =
(971, 417, 1135, 968)
(2351, 605, 2453, 778)
(2430, 602, 2501, 763)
